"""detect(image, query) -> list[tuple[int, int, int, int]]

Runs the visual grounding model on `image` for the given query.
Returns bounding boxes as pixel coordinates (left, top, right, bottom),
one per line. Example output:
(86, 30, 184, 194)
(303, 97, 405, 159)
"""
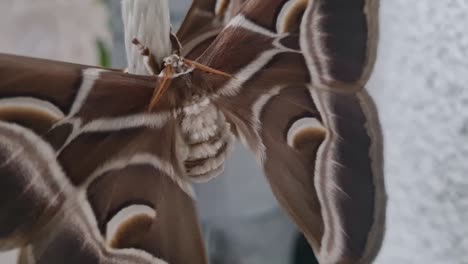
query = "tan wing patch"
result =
(109, 214, 156, 250)
(0, 97, 64, 131)
(287, 117, 325, 149)
(277, 0, 309, 33)
(0, 106, 61, 135)
(215, 0, 230, 16)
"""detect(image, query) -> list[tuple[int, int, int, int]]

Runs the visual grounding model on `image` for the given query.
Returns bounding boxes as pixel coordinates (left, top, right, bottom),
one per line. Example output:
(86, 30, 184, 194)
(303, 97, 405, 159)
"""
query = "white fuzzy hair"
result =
(122, 0, 172, 75)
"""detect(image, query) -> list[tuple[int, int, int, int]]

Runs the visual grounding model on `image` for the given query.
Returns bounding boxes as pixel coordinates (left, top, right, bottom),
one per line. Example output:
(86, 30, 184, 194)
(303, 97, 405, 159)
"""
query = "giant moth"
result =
(0, 0, 386, 263)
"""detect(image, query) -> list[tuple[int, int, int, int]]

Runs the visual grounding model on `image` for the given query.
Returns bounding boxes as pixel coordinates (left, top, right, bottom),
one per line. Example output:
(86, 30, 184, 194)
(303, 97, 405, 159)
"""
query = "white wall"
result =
(0, 1, 110, 65)
(371, 1, 468, 263)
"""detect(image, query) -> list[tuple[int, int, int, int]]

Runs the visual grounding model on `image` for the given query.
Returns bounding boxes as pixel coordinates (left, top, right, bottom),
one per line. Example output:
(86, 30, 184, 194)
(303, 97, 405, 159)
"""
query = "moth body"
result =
(180, 97, 234, 182)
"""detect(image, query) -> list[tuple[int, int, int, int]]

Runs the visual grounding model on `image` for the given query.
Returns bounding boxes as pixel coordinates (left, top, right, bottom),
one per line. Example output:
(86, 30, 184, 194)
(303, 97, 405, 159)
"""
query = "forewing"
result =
(195, 0, 385, 263)
(177, 0, 247, 59)
(0, 54, 207, 263)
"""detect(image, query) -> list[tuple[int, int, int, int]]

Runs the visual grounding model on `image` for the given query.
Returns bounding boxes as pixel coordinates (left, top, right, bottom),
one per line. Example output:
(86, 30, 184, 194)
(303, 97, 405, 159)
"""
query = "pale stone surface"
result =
(370, 1, 468, 263)
(0, 0, 110, 65)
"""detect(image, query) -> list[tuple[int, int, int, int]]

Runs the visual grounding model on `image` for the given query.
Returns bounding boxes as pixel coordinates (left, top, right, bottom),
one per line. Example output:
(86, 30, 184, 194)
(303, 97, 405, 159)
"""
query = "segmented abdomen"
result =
(180, 97, 233, 182)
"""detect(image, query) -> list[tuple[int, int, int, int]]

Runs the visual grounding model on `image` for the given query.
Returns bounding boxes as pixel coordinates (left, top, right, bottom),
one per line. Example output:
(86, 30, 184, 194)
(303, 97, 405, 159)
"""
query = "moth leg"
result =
(132, 38, 161, 75)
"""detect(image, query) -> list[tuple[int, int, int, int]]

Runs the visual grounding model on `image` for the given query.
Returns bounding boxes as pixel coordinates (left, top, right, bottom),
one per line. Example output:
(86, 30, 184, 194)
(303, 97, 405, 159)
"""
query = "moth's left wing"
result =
(195, 0, 385, 263)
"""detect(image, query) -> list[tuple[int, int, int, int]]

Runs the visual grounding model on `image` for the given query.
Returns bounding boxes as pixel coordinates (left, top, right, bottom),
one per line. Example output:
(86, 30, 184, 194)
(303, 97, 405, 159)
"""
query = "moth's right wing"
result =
(0, 53, 207, 264)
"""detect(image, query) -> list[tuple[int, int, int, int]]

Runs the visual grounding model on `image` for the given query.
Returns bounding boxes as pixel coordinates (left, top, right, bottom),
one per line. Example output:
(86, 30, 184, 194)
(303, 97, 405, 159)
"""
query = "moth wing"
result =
(195, 0, 386, 263)
(0, 54, 207, 264)
(177, 0, 247, 59)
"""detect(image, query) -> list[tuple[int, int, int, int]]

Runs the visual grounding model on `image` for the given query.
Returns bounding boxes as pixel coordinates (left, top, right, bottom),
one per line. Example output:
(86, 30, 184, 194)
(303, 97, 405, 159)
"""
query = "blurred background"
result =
(0, 0, 467, 263)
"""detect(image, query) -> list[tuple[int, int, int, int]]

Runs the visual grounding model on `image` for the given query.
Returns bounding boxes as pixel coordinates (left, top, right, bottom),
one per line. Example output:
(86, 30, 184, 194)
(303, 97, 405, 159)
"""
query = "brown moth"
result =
(0, 0, 386, 264)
